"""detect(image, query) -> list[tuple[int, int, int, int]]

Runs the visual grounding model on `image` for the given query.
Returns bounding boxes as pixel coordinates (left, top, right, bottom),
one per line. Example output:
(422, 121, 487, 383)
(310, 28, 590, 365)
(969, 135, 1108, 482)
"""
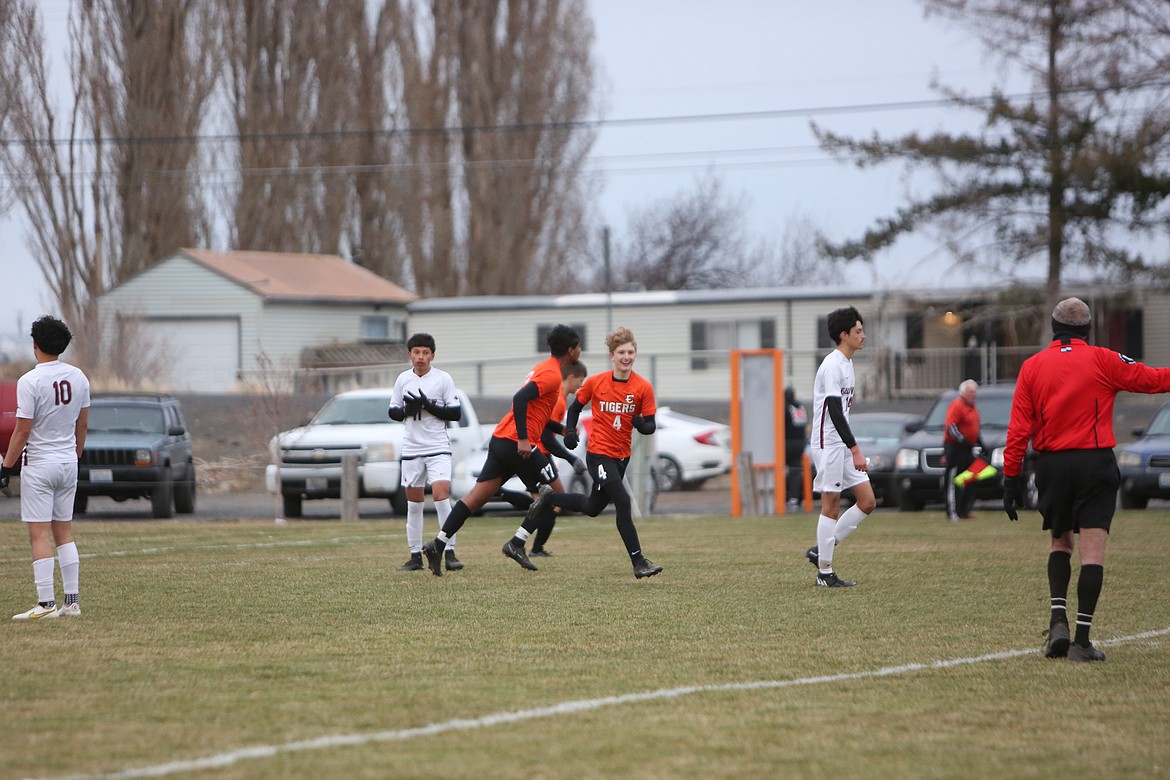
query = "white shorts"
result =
(20, 461, 79, 523)
(400, 454, 452, 488)
(811, 446, 870, 495)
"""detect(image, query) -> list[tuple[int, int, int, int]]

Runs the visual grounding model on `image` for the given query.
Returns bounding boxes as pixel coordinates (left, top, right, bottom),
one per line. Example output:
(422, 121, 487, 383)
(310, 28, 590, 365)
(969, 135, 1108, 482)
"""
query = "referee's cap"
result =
(1053, 297, 1091, 327)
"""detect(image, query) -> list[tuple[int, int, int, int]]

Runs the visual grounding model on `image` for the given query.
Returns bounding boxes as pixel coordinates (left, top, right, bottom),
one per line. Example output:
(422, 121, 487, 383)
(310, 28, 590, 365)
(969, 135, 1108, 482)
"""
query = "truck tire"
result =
(174, 463, 197, 514)
(390, 489, 408, 516)
(151, 478, 174, 519)
(283, 492, 303, 518)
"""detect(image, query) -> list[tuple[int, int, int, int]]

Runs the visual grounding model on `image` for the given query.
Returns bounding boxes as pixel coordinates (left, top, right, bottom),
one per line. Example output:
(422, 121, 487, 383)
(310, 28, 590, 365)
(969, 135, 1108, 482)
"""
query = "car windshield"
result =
(1143, 406, 1170, 435)
(312, 396, 397, 426)
(851, 419, 909, 446)
(88, 405, 166, 434)
(922, 391, 1014, 430)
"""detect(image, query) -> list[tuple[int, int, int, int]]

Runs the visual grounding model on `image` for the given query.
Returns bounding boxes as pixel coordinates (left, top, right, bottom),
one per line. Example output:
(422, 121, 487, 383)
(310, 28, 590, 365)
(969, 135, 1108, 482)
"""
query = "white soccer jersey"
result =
(810, 348, 856, 450)
(390, 367, 460, 457)
(15, 359, 91, 464)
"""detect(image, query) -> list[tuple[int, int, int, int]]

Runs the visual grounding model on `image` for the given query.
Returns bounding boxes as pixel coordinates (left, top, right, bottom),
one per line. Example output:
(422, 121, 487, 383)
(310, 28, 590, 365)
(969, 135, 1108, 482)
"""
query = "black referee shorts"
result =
(1034, 448, 1120, 537)
(477, 435, 554, 492)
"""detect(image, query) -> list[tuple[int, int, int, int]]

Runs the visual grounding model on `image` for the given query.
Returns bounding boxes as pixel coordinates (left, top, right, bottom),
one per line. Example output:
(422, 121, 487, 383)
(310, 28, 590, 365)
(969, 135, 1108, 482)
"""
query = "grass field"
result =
(3, 509, 1169, 780)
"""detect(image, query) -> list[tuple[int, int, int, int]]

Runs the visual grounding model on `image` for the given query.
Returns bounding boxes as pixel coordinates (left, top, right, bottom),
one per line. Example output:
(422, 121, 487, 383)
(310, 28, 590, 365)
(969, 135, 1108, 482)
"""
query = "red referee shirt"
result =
(1003, 336, 1170, 477)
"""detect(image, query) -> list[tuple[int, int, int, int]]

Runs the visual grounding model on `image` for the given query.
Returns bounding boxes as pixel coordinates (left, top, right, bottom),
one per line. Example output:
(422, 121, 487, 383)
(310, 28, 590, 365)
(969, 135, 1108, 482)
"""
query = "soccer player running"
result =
(525, 327, 663, 579)
(388, 333, 465, 573)
(529, 360, 589, 558)
(804, 306, 875, 588)
(420, 325, 582, 576)
(3, 316, 91, 620)
(1003, 297, 1170, 663)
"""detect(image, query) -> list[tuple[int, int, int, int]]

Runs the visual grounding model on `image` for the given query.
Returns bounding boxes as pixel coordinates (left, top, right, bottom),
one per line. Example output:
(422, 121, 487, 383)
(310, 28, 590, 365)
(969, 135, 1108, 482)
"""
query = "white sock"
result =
(434, 498, 454, 549)
(816, 515, 837, 569)
(513, 527, 532, 543)
(406, 501, 424, 553)
(57, 541, 80, 596)
(33, 557, 55, 603)
(834, 504, 869, 544)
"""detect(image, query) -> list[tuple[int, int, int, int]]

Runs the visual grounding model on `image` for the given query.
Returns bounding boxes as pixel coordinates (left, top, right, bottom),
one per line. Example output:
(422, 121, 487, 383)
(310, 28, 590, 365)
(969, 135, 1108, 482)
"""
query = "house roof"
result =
(180, 248, 417, 305)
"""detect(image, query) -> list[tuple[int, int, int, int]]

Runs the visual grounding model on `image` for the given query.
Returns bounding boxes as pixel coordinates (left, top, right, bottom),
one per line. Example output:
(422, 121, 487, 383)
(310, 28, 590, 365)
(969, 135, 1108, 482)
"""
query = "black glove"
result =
(1002, 475, 1022, 521)
(403, 391, 423, 416)
(572, 458, 587, 476)
(0, 462, 17, 489)
(414, 389, 436, 413)
(564, 428, 579, 451)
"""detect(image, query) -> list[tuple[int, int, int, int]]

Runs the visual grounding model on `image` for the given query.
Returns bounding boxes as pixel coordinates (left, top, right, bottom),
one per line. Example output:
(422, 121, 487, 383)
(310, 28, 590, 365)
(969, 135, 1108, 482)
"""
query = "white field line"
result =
(0, 534, 401, 565)
(48, 627, 1170, 780)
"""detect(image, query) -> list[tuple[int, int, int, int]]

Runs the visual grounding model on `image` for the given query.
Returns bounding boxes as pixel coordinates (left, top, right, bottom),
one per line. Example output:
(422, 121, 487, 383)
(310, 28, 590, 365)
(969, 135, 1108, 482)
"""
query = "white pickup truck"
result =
(265, 387, 484, 518)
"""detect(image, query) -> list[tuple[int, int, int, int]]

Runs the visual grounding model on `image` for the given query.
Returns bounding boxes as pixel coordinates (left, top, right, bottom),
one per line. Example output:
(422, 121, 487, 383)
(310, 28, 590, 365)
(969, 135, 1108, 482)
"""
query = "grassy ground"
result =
(2, 509, 1169, 780)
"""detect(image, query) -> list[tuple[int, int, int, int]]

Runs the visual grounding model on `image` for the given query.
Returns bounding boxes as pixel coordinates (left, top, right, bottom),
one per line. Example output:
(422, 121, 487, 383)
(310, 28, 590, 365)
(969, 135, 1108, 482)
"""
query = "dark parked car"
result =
(848, 412, 924, 507)
(1118, 402, 1170, 509)
(76, 393, 196, 518)
(894, 384, 1036, 512)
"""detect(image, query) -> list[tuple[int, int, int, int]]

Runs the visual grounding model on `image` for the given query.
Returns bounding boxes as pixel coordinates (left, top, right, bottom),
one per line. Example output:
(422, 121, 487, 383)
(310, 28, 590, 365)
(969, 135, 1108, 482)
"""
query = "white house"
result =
(96, 249, 416, 392)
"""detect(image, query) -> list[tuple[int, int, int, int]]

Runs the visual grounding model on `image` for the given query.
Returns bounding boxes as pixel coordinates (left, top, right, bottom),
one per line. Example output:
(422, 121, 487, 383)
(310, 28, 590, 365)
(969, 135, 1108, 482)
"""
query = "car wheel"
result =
(173, 464, 197, 514)
(151, 478, 174, 519)
(655, 455, 682, 493)
(390, 489, 408, 516)
(282, 492, 303, 518)
(898, 490, 925, 512)
(1119, 485, 1148, 510)
(73, 493, 88, 515)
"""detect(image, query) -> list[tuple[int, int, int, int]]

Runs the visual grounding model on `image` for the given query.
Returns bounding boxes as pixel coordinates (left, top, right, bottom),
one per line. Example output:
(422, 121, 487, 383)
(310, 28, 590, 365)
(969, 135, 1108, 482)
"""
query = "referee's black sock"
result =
(1075, 563, 1103, 646)
(1047, 551, 1072, 627)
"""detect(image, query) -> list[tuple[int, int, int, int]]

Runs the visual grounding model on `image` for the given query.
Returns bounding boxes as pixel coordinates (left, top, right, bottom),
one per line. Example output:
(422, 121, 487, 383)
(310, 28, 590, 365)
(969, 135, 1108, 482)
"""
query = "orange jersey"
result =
(577, 371, 656, 459)
(493, 356, 564, 444)
(535, 393, 567, 455)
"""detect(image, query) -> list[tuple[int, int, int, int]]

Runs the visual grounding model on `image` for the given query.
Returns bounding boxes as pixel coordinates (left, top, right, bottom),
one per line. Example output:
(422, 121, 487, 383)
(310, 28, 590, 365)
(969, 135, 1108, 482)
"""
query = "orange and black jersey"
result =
(575, 371, 656, 459)
(535, 394, 567, 455)
(494, 356, 564, 445)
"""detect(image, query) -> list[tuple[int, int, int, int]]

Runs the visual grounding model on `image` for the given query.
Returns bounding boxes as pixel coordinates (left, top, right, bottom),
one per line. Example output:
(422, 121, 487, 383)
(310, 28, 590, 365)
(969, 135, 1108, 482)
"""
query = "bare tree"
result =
(609, 174, 755, 291)
(379, 0, 598, 296)
(814, 0, 1170, 328)
(0, 0, 217, 371)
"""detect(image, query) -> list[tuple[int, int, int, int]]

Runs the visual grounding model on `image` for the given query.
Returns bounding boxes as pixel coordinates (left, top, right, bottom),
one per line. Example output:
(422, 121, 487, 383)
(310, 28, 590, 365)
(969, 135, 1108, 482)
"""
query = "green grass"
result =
(3, 510, 1169, 779)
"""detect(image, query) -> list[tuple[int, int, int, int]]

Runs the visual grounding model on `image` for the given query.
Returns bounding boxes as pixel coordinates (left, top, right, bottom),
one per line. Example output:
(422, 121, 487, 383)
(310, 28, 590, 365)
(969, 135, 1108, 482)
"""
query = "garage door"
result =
(149, 319, 240, 392)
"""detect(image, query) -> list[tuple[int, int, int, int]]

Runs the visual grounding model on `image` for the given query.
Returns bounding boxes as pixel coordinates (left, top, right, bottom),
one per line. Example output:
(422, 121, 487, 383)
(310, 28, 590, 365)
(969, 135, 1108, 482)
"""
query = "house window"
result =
(361, 315, 405, 343)
(690, 318, 775, 369)
(536, 323, 587, 353)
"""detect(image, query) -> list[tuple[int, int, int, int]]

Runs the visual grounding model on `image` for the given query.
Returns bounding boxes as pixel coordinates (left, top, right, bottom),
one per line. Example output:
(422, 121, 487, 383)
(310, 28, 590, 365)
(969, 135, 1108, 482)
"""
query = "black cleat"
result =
(1044, 622, 1070, 658)
(804, 546, 819, 568)
(529, 548, 553, 558)
(421, 541, 443, 577)
(524, 484, 554, 526)
(633, 557, 663, 579)
(444, 550, 464, 571)
(398, 554, 424, 572)
(1067, 642, 1106, 663)
(502, 540, 538, 571)
(815, 571, 856, 588)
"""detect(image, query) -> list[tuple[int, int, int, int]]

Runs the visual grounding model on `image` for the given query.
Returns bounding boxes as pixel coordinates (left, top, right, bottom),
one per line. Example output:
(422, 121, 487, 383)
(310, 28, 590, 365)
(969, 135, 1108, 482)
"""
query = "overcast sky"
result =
(1, 0, 1019, 338)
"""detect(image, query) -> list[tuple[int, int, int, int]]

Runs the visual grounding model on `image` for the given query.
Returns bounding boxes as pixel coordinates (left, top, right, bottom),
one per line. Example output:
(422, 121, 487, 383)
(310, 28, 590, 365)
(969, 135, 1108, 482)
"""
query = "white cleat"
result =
(58, 603, 82, 617)
(12, 604, 61, 621)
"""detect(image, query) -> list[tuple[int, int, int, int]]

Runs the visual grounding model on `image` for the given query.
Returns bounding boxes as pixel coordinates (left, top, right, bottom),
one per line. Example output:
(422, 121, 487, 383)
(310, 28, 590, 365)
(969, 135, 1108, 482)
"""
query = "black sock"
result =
(39, 600, 56, 609)
(1075, 564, 1104, 646)
(1047, 551, 1071, 626)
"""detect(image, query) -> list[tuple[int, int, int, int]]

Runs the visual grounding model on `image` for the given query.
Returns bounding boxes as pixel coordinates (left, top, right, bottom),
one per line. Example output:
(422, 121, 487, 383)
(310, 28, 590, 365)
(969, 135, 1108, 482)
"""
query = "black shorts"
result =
(477, 436, 555, 492)
(1034, 449, 1119, 537)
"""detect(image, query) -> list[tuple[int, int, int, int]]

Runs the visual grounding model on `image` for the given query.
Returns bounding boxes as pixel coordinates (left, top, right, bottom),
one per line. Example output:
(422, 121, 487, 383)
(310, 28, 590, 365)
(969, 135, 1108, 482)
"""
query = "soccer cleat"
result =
(1067, 642, 1106, 663)
(529, 548, 553, 558)
(501, 540, 538, 571)
(1043, 622, 1070, 658)
(12, 603, 60, 621)
(524, 484, 554, 526)
(398, 554, 424, 572)
(58, 603, 82, 617)
(804, 546, 819, 567)
(444, 550, 464, 571)
(815, 572, 856, 588)
(421, 541, 443, 577)
(633, 557, 663, 579)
